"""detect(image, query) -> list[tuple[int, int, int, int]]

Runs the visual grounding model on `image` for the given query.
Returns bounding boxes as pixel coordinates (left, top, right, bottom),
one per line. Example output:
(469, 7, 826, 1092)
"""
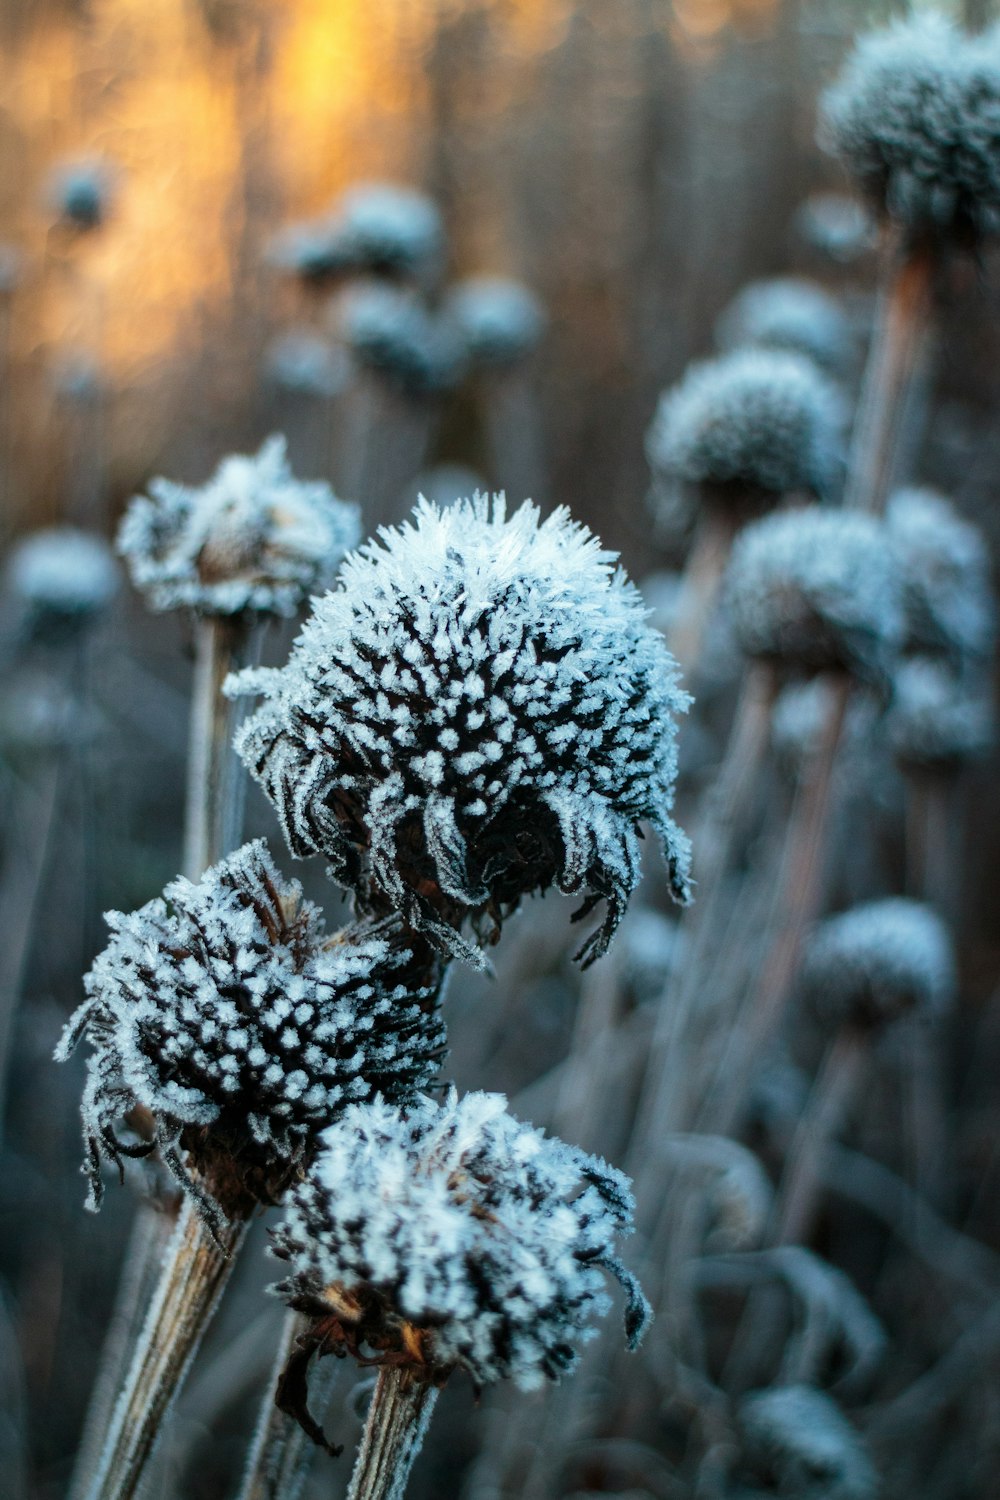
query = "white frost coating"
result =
(715, 277, 851, 372)
(887, 487, 996, 664)
(889, 656, 993, 769)
(820, 17, 1000, 241)
(726, 507, 904, 685)
(446, 276, 546, 367)
(117, 435, 360, 617)
(738, 1385, 877, 1500)
(646, 349, 844, 501)
(55, 840, 447, 1227)
(273, 1089, 650, 1391)
(229, 494, 691, 969)
(5, 527, 119, 618)
(336, 283, 467, 395)
(801, 897, 956, 1030)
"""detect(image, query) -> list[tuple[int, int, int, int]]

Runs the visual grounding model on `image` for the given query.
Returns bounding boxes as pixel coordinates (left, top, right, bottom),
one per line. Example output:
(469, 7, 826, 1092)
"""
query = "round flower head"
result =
(272, 1090, 650, 1395)
(801, 897, 956, 1032)
(646, 350, 844, 507)
(330, 182, 444, 280)
(737, 1385, 877, 1500)
(336, 283, 467, 396)
(715, 277, 852, 373)
(819, 18, 1000, 245)
(264, 331, 349, 398)
(889, 656, 993, 771)
(794, 192, 877, 263)
(267, 219, 355, 285)
(5, 527, 119, 642)
(117, 435, 360, 618)
(230, 495, 691, 969)
(56, 840, 448, 1230)
(887, 487, 996, 665)
(446, 276, 546, 368)
(725, 508, 904, 686)
(46, 156, 116, 229)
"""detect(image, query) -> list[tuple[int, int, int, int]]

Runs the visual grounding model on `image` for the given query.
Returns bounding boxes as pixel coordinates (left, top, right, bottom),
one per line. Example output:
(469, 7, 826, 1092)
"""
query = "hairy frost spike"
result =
(55, 840, 448, 1226)
(801, 898, 956, 1031)
(337, 284, 467, 396)
(272, 1089, 650, 1397)
(820, 18, 1000, 245)
(887, 487, 996, 665)
(737, 1385, 877, 1500)
(725, 508, 904, 686)
(646, 350, 844, 506)
(715, 277, 852, 372)
(889, 656, 994, 770)
(446, 276, 546, 367)
(117, 436, 360, 618)
(5, 528, 119, 639)
(229, 495, 691, 969)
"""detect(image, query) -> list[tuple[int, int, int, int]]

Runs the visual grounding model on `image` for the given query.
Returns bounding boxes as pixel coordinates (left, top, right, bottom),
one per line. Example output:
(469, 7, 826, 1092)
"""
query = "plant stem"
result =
(347, 1367, 439, 1500)
(237, 1310, 340, 1500)
(665, 506, 737, 683)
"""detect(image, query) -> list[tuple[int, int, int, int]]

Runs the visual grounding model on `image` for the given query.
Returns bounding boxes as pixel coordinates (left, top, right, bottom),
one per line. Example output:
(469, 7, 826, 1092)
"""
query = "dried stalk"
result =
(346, 1367, 439, 1500)
(665, 506, 738, 683)
(237, 1310, 341, 1500)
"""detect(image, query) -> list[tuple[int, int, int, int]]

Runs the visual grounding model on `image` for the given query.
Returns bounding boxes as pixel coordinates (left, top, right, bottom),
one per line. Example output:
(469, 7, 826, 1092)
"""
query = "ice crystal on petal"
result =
(801, 897, 956, 1030)
(272, 1089, 650, 1393)
(737, 1385, 877, 1500)
(56, 840, 447, 1226)
(889, 656, 993, 770)
(337, 284, 467, 396)
(230, 495, 691, 968)
(887, 487, 996, 665)
(715, 277, 852, 372)
(446, 277, 545, 367)
(726, 508, 903, 686)
(117, 436, 360, 617)
(5, 528, 119, 639)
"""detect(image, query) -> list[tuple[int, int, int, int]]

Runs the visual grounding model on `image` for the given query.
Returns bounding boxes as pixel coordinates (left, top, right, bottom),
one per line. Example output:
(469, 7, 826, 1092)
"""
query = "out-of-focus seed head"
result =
(446, 276, 546, 368)
(263, 331, 349, 398)
(117, 435, 360, 618)
(646, 351, 844, 509)
(331, 182, 445, 280)
(887, 487, 996, 665)
(266, 220, 355, 285)
(336, 283, 467, 396)
(726, 508, 903, 686)
(801, 897, 956, 1031)
(230, 495, 691, 969)
(46, 157, 116, 230)
(55, 840, 448, 1230)
(794, 192, 877, 263)
(715, 277, 852, 373)
(737, 1385, 877, 1500)
(272, 1089, 650, 1393)
(889, 656, 993, 771)
(5, 528, 119, 643)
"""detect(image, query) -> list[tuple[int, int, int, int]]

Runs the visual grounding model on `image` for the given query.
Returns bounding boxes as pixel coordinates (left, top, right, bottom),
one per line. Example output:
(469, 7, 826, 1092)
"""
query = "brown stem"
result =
(346, 1367, 439, 1500)
(237, 1309, 340, 1500)
(666, 506, 738, 683)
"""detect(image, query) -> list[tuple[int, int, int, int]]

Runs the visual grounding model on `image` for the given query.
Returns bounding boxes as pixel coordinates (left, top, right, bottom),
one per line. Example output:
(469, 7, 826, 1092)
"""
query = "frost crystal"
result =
(272, 1089, 650, 1393)
(56, 840, 448, 1227)
(737, 1385, 877, 1500)
(889, 656, 993, 770)
(5, 528, 119, 637)
(725, 508, 903, 686)
(820, 18, 1000, 243)
(446, 276, 546, 367)
(887, 487, 996, 665)
(715, 277, 851, 372)
(801, 898, 956, 1030)
(117, 436, 360, 618)
(230, 495, 691, 969)
(646, 350, 843, 504)
(337, 284, 467, 395)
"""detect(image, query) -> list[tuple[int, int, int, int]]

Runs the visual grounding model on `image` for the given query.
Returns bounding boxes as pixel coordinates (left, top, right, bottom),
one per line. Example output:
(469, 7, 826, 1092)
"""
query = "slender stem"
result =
(346, 1367, 439, 1500)
(237, 1310, 340, 1500)
(665, 506, 737, 683)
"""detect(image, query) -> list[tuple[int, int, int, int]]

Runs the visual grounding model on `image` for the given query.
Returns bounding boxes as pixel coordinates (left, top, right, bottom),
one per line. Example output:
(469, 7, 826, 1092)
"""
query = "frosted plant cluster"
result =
(725, 508, 903, 685)
(5, 527, 119, 630)
(117, 435, 360, 617)
(230, 494, 691, 968)
(820, 17, 1000, 242)
(715, 276, 851, 372)
(337, 284, 467, 395)
(56, 841, 447, 1225)
(889, 656, 993, 770)
(887, 487, 996, 665)
(272, 1089, 650, 1392)
(801, 897, 956, 1031)
(446, 276, 545, 367)
(737, 1384, 877, 1500)
(646, 349, 843, 502)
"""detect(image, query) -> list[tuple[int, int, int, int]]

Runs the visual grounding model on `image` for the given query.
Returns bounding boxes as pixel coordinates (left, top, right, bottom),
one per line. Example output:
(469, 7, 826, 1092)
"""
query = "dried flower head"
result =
(230, 495, 691, 969)
(801, 897, 956, 1031)
(646, 350, 844, 507)
(446, 276, 546, 367)
(820, 18, 1000, 245)
(267, 220, 354, 284)
(56, 841, 448, 1229)
(5, 527, 119, 641)
(726, 508, 903, 686)
(46, 156, 116, 230)
(715, 277, 852, 373)
(272, 1089, 650, 1395)
(117, 435, 359, 618)
(737, 1385, 877, 1500)
(889, 656, 993, 770)
(887, 487, 996, 665)
(336, 284, 467, 396)
(264, 331, 349, 398)
(331, 182, 445, 279)
(794, 192, 877, 263)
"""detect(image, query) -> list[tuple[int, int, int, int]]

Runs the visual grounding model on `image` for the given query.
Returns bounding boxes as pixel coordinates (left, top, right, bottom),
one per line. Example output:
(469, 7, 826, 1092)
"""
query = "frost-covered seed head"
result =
(715, 278, 852, 372)
(337, 284, 467, 396)
(646, 351, 844, 505)
(56, 840, 448, 1226)
(46, 157, 115, 229)
(446, 277, 546, 367)
(331, 183, 444, 279)
(5, 528, 119, 639)
(726, 508, 904, 685)
(889, 656, 993, 770)
(820, 18, 1000, 245)
(737, 1385, 877, 1500)
(794, 193, 877, 263)
(272, 1090, 650, 1391)
(230, 495, 691, 969)
(264, 332, 349, 398)
(887, 487, 996, 665)
(267, 220, 355, 284)
(117, 436, 360, 618)
(801, 897, 956, 1031)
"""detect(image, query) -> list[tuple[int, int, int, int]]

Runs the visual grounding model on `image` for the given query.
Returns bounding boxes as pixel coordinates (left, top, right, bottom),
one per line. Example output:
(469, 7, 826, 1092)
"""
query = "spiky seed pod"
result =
(55, 840, 448, 1230)
(715, 277, 852, 373)
(336, 283, 467, 396)
(725, 508, 904, 687)
(5, 527, 119, 642)
(46, 156, 115, 229)
(446, 276, 546, 368)
(887, 487, 996, 666)
(801, 897, 956, 1032)
(272, 1090, 650, 1399)
(819, 18, 1000, 246)
(646, 350, 844, 510)
(331, 182, 445, 279)
(230, 495, 691, 969)
(889, 656, 993, 771)
(117, 435, 360, 618)
(737, 1385, 877, 1500)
